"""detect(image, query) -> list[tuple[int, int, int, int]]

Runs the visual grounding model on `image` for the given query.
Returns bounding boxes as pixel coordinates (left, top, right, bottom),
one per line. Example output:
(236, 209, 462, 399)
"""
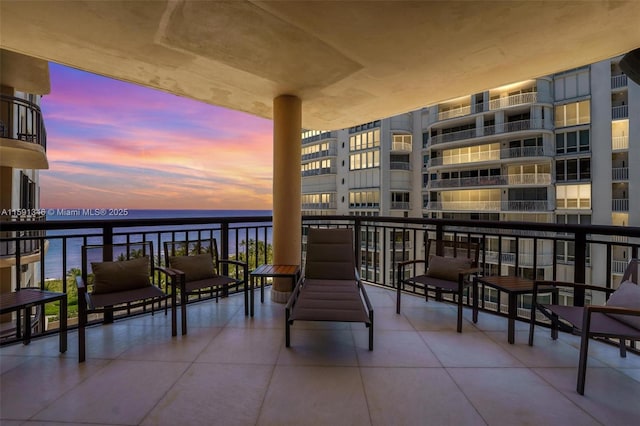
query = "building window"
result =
(556, 184, 591, 209)
(20, 172, 36, 210)
(349, 150, 380, 170)
(556, 158, 591, 181)
(301, 193, 336, 209)
(301, 159, 334, 176)
(554, 100, 590, 127)
(390, 192, 410, 209)
(349, 129, 380, 151)
(556, 129, 590, 154)
(349, 190, 380, 209)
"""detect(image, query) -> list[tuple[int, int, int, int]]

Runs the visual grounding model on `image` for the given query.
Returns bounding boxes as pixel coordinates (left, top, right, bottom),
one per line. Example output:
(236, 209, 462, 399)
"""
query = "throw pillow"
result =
(91, 256, 151, 294)
(426, 255, 473, 281)
(606, 281, 640, 330)
(169, 253, 215, 282)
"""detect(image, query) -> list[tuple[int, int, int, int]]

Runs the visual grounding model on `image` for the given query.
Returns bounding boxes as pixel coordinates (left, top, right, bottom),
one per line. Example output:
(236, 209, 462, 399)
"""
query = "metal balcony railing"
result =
(391, 141, 412, 152)
(612, 105, 628, 120)
(436, 92, 547, 121)
(0, 95, 47, 150)
(612, 199, 629, 211)
(611, 74, 628, 89)
(430, 119, 549, 145)
(612, 167, 629, 181)
(427, 200, 551, 211)
(0, 212, 46, 258)
(2, 214, 639, 350)
(612, 136, 629, 150)
(430, 174, 551, 189)
(301, 147, 337, 161)
(389, 161, 411, 171)
(301, 165, 336, 177)
(390, 202, 411, 210)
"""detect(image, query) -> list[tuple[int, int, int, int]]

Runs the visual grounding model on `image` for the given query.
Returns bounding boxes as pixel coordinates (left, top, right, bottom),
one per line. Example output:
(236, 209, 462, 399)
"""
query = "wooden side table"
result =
(473, 276, 554, 344)
(0, 288, 67, 352)
(249, 264, 300, 317)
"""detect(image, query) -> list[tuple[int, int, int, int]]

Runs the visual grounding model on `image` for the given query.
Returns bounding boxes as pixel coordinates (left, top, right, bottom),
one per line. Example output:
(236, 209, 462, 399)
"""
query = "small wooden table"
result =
(473, 276, 553, 344)
(249, 264, 300, 317)
(0, 288, 67, 352)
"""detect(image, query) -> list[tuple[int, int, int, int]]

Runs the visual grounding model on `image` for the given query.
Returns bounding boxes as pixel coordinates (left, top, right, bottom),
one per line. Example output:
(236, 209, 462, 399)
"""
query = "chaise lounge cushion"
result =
(426, 255, 472, 282)
(606, 281, 640, 329)
(91, 256, 151, 294)
(169, 253, 216, 282)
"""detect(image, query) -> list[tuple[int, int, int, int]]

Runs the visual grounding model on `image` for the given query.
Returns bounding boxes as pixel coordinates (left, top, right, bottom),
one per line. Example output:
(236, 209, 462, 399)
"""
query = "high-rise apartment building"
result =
(0, 49, 50, 336)
(301, 55, 639, 288)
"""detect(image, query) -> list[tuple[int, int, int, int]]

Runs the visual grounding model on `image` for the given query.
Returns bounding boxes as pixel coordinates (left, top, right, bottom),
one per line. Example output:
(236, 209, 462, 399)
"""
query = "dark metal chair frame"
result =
(76, 241, 177, 362)
(164, 238, 248, 335)
(529, 258, 640, 394)
(397, 239, 481, 332)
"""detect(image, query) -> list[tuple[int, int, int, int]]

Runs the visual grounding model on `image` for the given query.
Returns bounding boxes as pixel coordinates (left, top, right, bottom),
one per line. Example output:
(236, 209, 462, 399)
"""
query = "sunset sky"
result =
(39, 63, 274, 210)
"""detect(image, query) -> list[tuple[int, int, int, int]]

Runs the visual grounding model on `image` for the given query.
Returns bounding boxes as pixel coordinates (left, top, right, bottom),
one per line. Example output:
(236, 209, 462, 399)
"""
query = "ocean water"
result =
(43, 209, 272, 280)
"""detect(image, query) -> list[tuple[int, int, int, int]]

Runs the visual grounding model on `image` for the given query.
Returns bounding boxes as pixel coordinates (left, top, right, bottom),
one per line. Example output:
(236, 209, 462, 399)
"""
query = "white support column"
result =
(271, 95, 302, 303)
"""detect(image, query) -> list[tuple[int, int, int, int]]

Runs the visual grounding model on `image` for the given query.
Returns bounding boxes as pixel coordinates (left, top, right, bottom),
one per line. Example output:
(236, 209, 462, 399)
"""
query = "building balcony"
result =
(430, 119, 550, 146)
(435, 92, 549, 122)
(611, 74, 628, 89)
(612, 167, 629, 181)
(429, 146, 549, 168)
(430, 174, 551, 189)
(0, 212, 47, 268)
(1, 215, 639, 425)
(3, 282, 639, 425)
(301, 147, 337, 161)
(613, 198, 629, 212)
(390, 201, 411, 210)
(301, 165, 337, 177)
(612, 135, 629, 151)
(390, 141, 412, 152)
(428, 200, 551, 211)
(0, 95, 48, 169)
(612, 105, 628, 120)
(389, 161, 411, 171)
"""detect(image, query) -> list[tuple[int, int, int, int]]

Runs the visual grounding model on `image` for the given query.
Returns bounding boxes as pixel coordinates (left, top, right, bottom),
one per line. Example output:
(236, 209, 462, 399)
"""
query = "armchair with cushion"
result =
(164, 238, 248, 335)
(529, 258, 640, 394)
(77, 242, 176, 362)
(397, 239, 481, 332)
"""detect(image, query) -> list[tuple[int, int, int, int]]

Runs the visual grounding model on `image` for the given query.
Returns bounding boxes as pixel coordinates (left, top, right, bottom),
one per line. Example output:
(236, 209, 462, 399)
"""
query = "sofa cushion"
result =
(606, 281, 640, 330)
(169, 253, 215, 282)
(92, 256, 151, 294)
(426, 255, 473, 282)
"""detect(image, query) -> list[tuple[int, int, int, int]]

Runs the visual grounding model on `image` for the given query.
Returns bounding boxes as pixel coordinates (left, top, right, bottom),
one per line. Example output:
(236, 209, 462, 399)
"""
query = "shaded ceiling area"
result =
(1, 0, 640, 130)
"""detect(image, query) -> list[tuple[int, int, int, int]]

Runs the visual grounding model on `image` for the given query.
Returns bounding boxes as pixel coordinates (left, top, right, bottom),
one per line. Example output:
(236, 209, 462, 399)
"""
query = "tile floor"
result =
(1, 285, 639, 425)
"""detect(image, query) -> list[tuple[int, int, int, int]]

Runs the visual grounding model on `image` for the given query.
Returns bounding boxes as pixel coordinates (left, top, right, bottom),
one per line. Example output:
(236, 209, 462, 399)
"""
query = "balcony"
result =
(1, 215, 639, 425)
(611, 74, 628, 89)
(612, 167, 629, 181)
(3, 283, 639, 425)
(0, 95, 48, 169)
(390, 140, 412, 152)
(0, 212, 47, 268)
(301, 165, 337, 177)
(613, 198, 629, 212)
(431, 119, 550, 146)
(428, 200, 551, 211)
(430, 174, 551, 189)
(612, 135, 629, 151)
(435, 92, 547, 122)
(389, 161, 411, 171)
(612, 105, 628, 120)
(301, 147, 337, 161)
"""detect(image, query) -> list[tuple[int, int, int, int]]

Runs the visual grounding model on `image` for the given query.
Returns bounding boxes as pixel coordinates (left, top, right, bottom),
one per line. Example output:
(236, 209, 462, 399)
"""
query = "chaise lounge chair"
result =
(285, 228, 374, 350)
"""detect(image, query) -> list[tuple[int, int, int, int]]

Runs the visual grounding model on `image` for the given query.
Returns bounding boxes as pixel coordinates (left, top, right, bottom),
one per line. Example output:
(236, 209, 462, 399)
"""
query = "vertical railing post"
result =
(102, 225, 114, 323)
(574, 231, 587, 306)
(354, 216, 362, 272)
(221, 222, 229, 277)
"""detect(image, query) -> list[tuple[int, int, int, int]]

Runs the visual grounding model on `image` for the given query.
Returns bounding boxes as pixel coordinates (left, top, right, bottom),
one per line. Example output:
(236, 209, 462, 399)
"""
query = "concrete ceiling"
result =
(1, 0, 639, 130)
